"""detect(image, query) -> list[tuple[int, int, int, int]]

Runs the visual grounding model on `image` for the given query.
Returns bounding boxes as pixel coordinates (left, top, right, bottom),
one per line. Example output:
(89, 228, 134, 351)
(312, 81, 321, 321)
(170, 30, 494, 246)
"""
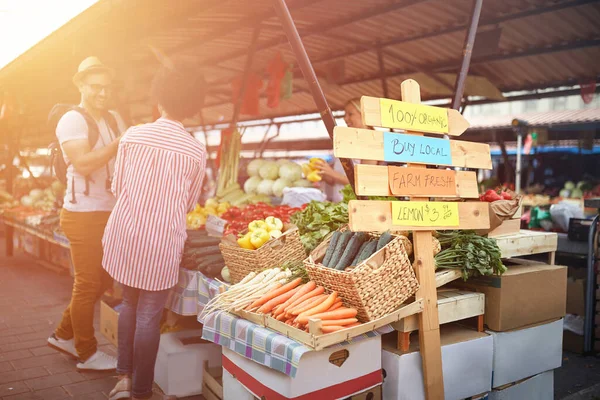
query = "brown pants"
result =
(55, 209, 113, 361)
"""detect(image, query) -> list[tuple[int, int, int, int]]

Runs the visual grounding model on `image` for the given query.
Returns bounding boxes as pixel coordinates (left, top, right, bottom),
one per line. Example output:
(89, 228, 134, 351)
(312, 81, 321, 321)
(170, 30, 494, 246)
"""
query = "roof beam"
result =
(300, 0, 600, 69)
(340, 38, 600, 86)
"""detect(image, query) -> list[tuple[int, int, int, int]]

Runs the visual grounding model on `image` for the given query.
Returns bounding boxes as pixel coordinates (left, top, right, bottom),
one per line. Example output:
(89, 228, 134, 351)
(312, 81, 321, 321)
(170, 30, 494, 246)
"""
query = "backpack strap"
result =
(103, 111, 121, 139)
(71, 106, 101, 148)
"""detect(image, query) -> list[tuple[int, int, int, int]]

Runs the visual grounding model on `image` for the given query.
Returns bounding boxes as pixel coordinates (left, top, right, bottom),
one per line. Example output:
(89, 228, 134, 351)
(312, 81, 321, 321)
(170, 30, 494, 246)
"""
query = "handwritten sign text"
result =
(383, 132, 452, 165)
(391, 201, 459, 227)
(388, 167, 458, 197)
(206, 215, 227, 237)
(380, 98, 449, 134)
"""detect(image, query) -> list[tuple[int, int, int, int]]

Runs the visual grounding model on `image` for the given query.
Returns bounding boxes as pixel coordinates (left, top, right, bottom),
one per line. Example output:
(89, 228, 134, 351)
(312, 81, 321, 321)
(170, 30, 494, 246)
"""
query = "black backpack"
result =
(48, 105, 120, 201)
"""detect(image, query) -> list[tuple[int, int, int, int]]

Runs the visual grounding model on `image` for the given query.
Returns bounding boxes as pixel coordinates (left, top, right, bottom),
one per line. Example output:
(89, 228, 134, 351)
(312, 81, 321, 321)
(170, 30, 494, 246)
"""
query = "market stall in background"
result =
(1, 0, 599, 398)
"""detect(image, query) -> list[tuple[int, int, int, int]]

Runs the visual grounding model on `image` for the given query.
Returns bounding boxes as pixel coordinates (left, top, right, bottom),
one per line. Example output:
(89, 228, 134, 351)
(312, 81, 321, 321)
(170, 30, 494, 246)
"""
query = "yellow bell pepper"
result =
(237, 232, 255, 250)
(309, 157, 324, 168)
(248, 220, 267, 231)
(205, 207, 218, 216)
(301, 163, 313, 177)
(217, 202, 230, 214)
(250, 228, 271, 249)
(265, 216, 283, 232)
(307, 170, 322, 182)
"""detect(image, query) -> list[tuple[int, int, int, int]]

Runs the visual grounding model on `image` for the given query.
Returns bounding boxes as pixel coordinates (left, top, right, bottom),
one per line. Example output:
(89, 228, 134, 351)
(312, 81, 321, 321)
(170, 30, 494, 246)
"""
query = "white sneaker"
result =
(76, 350, 117, 371)
(47, 334, 77, 359)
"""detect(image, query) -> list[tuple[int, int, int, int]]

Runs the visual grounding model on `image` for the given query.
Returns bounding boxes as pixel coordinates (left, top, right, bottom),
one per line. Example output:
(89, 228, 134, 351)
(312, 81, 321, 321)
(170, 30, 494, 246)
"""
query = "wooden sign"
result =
(354, 165, 479, 198)
(361, 96, 470, 136)
(334, 126, 492, 169)
(392, 201, 459, 227)
(347, 200, 489, 232)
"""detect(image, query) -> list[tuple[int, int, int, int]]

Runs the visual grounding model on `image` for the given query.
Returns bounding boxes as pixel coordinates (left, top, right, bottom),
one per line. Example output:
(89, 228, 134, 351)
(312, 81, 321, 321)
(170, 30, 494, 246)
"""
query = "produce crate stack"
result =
(331, 79, 494, 398)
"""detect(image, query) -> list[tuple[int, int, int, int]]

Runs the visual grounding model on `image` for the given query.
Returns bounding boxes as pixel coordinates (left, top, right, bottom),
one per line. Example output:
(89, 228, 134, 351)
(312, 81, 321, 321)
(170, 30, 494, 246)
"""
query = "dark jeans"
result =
(117, 285, 170, 399)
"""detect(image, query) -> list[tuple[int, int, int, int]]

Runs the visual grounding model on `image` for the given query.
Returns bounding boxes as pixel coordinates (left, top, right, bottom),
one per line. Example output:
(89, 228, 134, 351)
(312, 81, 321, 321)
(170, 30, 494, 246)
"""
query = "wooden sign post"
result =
(333, 79, 492, 399)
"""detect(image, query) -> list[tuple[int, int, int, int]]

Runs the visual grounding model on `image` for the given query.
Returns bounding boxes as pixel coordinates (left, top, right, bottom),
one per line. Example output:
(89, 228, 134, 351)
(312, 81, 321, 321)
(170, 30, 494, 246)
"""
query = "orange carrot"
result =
(295, 292, 337, 323)
(248, 278, 302, 310)
(321, 325, 347, 333)
(258, 284, 303, 314)
(275, 281, 316, 315)
(327, 302, 343, 312)
(285, 286, 324, 312)
(321, 318, 358, 326)
(346, 322, 361, 327)
(276, 313, 287, 321)
(285, 319, 294, 326)
(246, 283, 282, 310)
(309, 308, 358, 321)
(288, 293, 327, 314)
(291, 294, 328, 316)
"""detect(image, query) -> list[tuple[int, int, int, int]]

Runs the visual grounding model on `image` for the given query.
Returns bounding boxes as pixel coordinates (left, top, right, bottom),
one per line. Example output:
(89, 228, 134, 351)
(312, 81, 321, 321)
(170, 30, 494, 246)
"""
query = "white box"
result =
(488, 371, 554, 400)
(154, 330, 223, 398)
(488, 319, 562, 388)
(382, 325, 493, 400)
(222, 335, 382, 399)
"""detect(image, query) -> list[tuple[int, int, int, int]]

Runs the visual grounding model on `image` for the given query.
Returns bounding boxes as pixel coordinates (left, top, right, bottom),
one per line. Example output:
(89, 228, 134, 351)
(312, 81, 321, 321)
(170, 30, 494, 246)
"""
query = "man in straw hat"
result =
(47, 56, 127, 371)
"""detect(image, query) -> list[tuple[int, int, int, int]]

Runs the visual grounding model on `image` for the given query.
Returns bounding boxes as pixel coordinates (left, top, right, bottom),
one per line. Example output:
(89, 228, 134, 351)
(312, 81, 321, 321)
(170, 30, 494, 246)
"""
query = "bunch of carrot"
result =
(246, 279, 360, 333)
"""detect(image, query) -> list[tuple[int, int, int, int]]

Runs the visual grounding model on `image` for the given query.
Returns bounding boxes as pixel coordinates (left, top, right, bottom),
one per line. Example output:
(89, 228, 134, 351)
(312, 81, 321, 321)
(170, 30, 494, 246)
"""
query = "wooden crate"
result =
(202, 360, 223, 400)
(493, 230, 558, 263)
(262, 300, 423, 351)
(393, 290, 485, 352)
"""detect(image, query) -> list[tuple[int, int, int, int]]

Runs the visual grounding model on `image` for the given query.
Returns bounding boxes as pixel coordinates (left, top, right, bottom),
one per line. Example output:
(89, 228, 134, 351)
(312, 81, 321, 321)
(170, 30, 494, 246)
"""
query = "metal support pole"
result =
(376, 44, 389, 98)
(231, 25, 262, 127)
(271, 0, 356, 192)
(451, 0, 484, 110)
(515, 129, 523, 194)
(584, 214, 598, 353)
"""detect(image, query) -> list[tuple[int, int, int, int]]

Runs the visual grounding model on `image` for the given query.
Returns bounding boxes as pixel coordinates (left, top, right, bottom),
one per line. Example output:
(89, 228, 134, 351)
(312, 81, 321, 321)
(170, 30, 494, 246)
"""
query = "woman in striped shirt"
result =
(104, 61, 206, 400)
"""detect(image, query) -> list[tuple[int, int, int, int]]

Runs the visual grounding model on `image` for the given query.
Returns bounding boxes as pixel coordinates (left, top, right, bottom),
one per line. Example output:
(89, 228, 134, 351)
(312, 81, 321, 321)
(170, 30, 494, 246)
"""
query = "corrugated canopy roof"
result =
(1, 0, 599, 147)
(469, 106, 600, 130)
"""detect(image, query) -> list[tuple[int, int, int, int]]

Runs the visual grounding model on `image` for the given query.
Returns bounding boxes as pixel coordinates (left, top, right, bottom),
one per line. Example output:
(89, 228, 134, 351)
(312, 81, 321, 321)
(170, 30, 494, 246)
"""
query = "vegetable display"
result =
(180, 230, 225, 278)
(199, 265, 306, 318)
(246, 279, 360, 332)
(221, 203, 302, 236)
(290, 201, 349, 253)
(242, 158, 312, 198)
(479, 188, 513, 202)
(236, 216, 285, 250)
(186, 199, 232, 230)
(435, 230, 507, 280)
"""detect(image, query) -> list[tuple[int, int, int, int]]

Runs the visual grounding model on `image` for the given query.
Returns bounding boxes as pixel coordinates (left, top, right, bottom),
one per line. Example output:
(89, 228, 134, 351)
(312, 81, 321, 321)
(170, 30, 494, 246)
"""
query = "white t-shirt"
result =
(56, 110, 127, 212)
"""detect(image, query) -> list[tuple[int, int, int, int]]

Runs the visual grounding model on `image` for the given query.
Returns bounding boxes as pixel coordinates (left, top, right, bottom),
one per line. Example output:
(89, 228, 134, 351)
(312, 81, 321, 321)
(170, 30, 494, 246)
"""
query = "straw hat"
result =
(72, 56, 115, 85)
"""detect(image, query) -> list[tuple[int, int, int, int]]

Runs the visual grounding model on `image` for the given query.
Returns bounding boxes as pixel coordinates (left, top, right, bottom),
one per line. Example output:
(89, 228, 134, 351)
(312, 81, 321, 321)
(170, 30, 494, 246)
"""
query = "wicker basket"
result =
(304, 228, 419, 322)
(219, 227, 306, 284)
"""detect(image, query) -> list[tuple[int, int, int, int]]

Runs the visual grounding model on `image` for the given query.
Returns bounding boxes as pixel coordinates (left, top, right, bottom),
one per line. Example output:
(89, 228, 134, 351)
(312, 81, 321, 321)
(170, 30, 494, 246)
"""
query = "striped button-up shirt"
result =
(102, 118, 206, 291)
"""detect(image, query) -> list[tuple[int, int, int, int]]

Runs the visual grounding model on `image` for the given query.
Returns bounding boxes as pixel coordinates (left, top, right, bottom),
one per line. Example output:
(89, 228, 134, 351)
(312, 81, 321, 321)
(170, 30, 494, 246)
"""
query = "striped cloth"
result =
(201, 311, 392, 377)
(102, 118, 206, 291)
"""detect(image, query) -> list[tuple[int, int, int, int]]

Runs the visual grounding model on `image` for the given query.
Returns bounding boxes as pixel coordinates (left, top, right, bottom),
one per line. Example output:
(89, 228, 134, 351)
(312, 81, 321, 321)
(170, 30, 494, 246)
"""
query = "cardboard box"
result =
(488, 319, 562, 388)
(454, 261, 567, 331)
(348, 385, 382, 400)
(155, 330, 223, 398)
(566, 277, 585, 316)
(382, 324, 493, 400)
(100, 299, 120, 347)
(222, 336, 382, 399)
(488, 370, 553, 400)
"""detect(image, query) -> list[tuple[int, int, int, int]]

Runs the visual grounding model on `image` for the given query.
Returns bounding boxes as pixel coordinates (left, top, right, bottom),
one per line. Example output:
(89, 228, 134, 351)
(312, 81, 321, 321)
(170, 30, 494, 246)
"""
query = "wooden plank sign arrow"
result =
(347, 200, 490, 232)
(334, 126, 492, 170)
(354, 164, 480, 198)
(361, 96, 470, 136)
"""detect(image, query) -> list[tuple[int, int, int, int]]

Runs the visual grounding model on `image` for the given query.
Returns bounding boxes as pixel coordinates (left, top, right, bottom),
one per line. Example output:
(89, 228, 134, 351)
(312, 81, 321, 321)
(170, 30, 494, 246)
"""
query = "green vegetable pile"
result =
(321, 231, 393, 270)
(290, 201, 349, 253)
(435, 230, 507, 280)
